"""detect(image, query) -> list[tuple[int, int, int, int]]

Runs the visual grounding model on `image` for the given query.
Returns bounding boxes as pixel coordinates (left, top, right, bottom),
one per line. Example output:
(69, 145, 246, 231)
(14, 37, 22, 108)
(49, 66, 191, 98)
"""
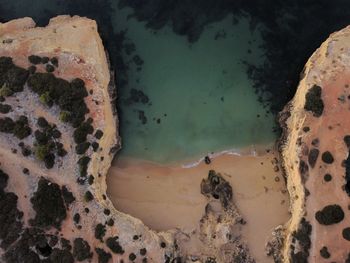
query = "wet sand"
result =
(107, 146, 290, 262)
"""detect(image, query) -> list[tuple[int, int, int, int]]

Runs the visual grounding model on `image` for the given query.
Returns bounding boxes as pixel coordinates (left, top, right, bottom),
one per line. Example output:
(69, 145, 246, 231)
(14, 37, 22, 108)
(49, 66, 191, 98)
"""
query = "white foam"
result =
(180, 145, 261, 168)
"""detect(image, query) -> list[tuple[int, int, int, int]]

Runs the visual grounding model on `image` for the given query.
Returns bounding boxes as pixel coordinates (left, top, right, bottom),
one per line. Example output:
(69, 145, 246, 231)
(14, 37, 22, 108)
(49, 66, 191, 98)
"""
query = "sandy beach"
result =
(107, 146, 290, 262)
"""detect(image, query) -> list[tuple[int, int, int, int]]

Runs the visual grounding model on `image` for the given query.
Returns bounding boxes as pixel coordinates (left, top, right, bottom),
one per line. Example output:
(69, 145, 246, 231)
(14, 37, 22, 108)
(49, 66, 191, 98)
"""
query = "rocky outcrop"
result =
(279, 25, 350, 262)
(0, 15, 175, 263)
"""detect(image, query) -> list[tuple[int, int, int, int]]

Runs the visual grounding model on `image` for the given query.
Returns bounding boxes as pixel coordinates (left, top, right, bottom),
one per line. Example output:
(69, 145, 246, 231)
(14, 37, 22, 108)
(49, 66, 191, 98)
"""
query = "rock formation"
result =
(0, 16, 254, 263)
(279, 25, 350, 262)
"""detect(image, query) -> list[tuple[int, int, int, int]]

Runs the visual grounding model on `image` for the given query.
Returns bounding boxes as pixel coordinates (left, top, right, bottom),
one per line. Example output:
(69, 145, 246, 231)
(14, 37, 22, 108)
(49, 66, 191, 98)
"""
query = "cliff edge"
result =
(0, 15, 176, 263)
(0, 16, 256, 263)
(279, 25, 350, 262)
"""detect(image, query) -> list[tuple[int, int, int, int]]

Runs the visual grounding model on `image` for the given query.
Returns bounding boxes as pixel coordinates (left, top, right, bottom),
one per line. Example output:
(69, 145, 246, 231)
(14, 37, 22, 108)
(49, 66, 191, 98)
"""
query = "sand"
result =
(107, 146, 290, 262)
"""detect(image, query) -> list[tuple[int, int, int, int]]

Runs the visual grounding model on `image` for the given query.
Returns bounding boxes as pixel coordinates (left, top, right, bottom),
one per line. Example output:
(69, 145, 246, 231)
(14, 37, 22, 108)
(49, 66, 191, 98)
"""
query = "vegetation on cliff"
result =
(304, 85, 324, 117)
(30, 177, 67, 229)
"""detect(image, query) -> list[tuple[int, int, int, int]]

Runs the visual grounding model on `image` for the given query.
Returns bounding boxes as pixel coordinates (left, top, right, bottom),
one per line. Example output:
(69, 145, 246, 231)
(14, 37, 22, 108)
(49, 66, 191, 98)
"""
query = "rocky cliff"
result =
(0, 16, 255, 263)
(279, 26, 350, 262)
(0, 15, 177, 263)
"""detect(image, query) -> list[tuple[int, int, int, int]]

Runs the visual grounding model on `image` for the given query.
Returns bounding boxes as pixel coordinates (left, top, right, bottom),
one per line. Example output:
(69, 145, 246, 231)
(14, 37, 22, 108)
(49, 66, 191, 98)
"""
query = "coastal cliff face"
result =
(0, 16, 176, 263)
(280, 26, 350, 262)
(0, 16, 256, 263)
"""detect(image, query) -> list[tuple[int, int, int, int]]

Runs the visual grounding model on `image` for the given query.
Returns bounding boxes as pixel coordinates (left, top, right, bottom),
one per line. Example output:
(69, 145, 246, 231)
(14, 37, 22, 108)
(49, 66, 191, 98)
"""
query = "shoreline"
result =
(113, 142, 276, 169)
(107, 143, 289, 263)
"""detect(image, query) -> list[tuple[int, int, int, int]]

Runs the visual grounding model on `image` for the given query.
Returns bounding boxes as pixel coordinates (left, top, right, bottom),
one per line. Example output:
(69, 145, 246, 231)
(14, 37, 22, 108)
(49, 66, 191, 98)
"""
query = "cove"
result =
(111, 6, 277, 163)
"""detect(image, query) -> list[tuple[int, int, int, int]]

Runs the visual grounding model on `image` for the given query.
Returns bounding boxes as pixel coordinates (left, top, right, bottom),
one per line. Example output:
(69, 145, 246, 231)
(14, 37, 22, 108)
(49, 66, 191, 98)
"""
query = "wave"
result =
(180, 145, 262, 168)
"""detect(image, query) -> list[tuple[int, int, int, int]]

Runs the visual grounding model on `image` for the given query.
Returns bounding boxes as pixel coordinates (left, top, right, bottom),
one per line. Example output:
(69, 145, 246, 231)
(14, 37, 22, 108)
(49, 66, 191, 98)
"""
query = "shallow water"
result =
(111, 6, 276, 162)
(0, 0, 277, 163)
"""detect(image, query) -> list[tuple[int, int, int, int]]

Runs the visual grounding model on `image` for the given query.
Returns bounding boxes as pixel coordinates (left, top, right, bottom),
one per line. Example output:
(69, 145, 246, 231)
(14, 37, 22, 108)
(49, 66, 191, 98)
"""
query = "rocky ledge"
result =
(0, 16, 254, 263)
(279, 25, 350, 262)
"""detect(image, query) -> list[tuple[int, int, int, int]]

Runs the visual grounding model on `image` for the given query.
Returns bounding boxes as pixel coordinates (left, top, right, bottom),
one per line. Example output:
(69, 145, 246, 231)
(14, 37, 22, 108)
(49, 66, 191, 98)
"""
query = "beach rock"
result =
(279, 25, 350, 262)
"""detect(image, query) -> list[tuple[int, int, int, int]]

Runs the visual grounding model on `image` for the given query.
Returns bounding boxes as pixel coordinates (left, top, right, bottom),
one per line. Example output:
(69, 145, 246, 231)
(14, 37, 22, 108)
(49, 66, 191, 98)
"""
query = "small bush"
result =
(84, 191, 94, 202)
(34, 144, 50, 161)
(30, 177, 67, 229)
(315, 204, 344, 225)
(0, 103, 11, 113)
(95, 248, 111, 263)
(76, 142, 90, 155)
(94, 223, 106, 242)
(28, 55, 42, 64)
(59, 111, 70, 123)
(73, 238, 92, 261)
(50, 57, 58, 67)
(74, 121, 94, 144)
(304, 85, 324, 117)
(50, 248, 74, 263)
(106, 236, 124, 254)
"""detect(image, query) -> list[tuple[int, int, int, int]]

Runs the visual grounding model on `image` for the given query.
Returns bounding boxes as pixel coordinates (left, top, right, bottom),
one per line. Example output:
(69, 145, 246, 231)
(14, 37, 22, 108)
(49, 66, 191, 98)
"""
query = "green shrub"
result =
(59, 111, 70, 123)
(78, 156, 90, 177)
(13, 116, 31, 139)
(73, 238, 92, 261)
(28, 55, 42, 64)
(30, 177, 67, 229)
(94, 223, 106, 242)
(0, 103, 12, 113)
(34, 144, 50, 161)
(76, 142, 90, 155)
(0, 117, 15, 133)
(0, 85, 13, 97)
(304, 85, 324, 117)
(106, 237, 124, 254)
(84, 191, 94, 202)
(39, 91, 53, 106)
(73, 121, 94, 144)
(95, 248, 111, 263)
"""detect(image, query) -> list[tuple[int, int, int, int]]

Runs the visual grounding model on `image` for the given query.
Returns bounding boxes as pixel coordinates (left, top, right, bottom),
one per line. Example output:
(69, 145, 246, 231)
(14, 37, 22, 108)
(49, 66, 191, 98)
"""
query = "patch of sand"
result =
(107, 147, 290, 262)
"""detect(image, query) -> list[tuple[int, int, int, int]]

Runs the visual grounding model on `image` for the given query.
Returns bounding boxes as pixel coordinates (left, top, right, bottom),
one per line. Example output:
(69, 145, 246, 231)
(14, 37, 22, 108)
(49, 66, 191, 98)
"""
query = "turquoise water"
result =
(111, 6, 276, 163)
(1, 1, 277, 163)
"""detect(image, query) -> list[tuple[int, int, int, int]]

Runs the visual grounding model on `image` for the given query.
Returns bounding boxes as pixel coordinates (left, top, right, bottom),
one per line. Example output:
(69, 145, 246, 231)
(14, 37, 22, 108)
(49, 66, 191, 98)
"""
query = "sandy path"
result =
(107, 147, 290, 262)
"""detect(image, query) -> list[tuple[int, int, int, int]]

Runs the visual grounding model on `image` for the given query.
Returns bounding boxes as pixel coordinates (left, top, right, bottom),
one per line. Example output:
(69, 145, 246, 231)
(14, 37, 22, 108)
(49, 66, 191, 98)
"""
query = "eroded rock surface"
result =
(279, 25, 350, 262)
(0, 15, 175, 263)
(0, 16, 255, 263)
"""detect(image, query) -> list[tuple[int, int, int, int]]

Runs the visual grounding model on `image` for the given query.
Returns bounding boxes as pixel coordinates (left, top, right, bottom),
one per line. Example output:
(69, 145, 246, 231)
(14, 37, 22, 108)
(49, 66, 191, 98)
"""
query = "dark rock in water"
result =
(201, 170, 232, 208)
(204, 156, 211, 164)
(133, 55, 144, 66)
(138, 110, 147, 125)
(125, 88, 149, 105)
(315, 204, 344, 225)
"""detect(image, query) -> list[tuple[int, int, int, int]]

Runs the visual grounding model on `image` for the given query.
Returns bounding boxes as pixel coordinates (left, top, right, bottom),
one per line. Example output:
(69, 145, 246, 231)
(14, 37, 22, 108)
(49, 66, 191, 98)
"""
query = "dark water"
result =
(2, 0, 350, 162)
